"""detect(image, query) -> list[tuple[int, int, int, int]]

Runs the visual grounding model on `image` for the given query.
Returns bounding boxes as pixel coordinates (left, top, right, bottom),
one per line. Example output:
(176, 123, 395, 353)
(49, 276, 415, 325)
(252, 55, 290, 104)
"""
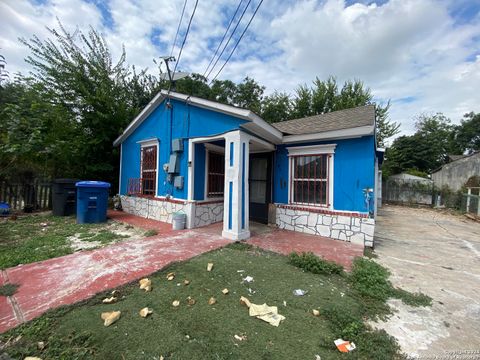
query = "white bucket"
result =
(172, 212, 186, 230)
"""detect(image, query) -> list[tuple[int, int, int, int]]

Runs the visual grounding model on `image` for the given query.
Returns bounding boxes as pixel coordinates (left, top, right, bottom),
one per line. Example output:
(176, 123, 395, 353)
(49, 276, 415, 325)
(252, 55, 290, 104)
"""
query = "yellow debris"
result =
(139, 307, 153, 317)
(166, 272, 175, 281)
(139, 278, 152, 292)
(207, 263, 214, 272)
(101, 311, 121, 326)
(222, 288, 229, 295)
(208, 297, 217, 305)
(240, 296, 251, 308)
(240, 297, 285, 327)
(172, 300, 180, 307)
(184, 279, 190, 285)
(102, 296, 117, 304)
(312, 309, 320, 317)
(25, 357, 43, 360)
(187, 296, 196, 305)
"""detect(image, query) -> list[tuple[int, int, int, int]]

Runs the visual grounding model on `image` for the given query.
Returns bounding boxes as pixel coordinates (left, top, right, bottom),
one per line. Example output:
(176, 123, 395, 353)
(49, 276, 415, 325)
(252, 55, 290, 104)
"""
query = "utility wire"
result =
(202, 0, 245, 79)
(210, 0, 264, 83)
(204, 0, 253, 81)
(170, 0, 188, 57)
(172, 0, 199, 77)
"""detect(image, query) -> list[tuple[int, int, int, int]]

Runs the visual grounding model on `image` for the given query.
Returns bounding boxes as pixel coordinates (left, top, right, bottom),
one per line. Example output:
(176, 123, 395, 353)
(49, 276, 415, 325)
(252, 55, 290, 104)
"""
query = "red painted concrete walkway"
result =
(0, 211, 363, 334)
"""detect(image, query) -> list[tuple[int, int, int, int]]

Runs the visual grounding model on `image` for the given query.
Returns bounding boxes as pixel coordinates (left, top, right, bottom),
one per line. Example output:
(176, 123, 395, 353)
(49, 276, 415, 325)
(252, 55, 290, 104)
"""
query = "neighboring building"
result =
(384, 173, 433, 205)
(431, 151, 480, 191)
(114, 90, 382, 247)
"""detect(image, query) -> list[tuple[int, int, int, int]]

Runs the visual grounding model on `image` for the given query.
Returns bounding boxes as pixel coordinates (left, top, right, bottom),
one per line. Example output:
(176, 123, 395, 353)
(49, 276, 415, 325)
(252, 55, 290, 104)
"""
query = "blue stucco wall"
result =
(119, 99, 247, 198)
(273, 136, 376, 213)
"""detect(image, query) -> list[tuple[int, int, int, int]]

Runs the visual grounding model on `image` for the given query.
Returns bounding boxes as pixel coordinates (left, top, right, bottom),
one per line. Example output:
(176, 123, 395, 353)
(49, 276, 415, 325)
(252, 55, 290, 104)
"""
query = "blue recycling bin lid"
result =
(75, 181, 111, 188)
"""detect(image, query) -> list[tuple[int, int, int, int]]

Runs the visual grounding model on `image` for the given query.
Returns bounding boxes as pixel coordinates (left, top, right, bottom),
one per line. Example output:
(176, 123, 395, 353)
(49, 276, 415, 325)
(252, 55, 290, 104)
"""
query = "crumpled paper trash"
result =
(334, 338, 356, 352)
(240, 296, 285, 327)
(139, 307, 153, 317)
(101, 311, 121, 326)
(102, 296, 117, 304)
(208, 297, 217, 305)
(207, 263, 214, 272)
(139, 278, 152, 292)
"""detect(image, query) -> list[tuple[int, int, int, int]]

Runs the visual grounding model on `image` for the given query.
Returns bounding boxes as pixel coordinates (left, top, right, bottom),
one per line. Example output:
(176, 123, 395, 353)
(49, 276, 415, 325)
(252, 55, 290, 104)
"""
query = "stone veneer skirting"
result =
(119, 195, 223, 229)
(276, 204, 374, 247)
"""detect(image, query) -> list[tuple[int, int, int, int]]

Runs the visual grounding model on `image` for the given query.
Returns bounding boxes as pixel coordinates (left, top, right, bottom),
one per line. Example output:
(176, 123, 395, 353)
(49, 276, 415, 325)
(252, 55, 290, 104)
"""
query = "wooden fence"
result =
(0, 179, 52, 211)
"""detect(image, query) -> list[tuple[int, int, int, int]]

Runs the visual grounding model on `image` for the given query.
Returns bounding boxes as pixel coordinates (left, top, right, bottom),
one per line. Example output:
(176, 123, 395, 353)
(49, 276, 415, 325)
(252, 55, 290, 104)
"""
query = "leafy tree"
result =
(292, 85, 313, 119)
(233, 77, 265, 114)
(19, 24, 154, 185)
(260, 91, 292, 123)
(452, 112, 480, 154)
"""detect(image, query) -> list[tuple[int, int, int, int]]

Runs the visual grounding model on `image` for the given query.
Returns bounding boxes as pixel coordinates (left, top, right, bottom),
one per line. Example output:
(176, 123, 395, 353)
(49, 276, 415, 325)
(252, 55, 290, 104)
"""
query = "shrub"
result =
(350, 258, 392, 302)
(144, 229, 158, 237)
(288, 252, 343, 275)
(322, 302, 365, 339)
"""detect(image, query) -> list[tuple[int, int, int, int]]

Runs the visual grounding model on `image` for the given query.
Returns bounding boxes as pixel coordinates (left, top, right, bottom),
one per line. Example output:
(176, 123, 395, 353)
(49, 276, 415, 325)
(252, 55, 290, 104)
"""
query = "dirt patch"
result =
(68, 221, 144, 251)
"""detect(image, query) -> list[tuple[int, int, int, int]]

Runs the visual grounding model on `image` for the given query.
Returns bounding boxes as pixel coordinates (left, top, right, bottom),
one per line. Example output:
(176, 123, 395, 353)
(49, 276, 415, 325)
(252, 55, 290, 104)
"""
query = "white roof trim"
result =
(113, 90, 374, 147)
(282, 125, 374, 144)
(287, 144, 336, 156)
(113, 90, 283, 146)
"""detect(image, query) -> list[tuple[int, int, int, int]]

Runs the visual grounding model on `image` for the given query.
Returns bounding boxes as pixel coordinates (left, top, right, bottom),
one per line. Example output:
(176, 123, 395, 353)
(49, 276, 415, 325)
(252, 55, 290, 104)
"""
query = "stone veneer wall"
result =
(120, 195, 223, 228)
(276, 204, 374, 247)
(193, 201, 224, 227)
(120, 195, 187, 224)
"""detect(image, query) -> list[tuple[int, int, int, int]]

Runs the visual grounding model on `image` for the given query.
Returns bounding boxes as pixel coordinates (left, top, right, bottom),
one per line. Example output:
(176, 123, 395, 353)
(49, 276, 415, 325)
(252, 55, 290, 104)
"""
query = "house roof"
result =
(113, 90, 283, 146)
(272, 105, 376, 135)
(114, 91, 376, 147)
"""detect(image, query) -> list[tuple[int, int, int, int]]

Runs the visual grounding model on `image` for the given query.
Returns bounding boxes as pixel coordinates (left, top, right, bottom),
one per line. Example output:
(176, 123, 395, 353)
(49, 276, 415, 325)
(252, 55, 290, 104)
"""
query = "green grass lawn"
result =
(0, 244, 429, 359)
(0, 213, 129, 269)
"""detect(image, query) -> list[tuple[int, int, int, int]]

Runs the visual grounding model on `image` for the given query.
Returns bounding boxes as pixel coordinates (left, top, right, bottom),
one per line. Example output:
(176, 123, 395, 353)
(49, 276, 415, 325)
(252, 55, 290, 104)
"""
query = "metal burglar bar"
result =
(291, 154, 328, 206)
(141, 145, 157, 196)
(207, 151, 225, 197)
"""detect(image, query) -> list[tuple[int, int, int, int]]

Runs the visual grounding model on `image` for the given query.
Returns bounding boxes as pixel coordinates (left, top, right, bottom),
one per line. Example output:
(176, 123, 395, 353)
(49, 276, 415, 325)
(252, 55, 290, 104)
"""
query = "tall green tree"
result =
(260, 91, 292, 123)
(233, 77, 265, 114)
(452, 112, 480, 154)
(19, 24, 155, 184)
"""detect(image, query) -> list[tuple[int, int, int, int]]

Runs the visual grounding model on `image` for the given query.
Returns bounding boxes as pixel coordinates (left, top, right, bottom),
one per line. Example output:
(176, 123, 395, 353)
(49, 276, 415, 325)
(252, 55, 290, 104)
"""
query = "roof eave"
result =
(281, 125, 375, 144)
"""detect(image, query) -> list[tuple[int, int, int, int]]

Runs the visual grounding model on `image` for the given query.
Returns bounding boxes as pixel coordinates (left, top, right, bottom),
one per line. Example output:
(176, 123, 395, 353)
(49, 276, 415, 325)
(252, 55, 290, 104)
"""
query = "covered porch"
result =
(188, 129, 275, 240)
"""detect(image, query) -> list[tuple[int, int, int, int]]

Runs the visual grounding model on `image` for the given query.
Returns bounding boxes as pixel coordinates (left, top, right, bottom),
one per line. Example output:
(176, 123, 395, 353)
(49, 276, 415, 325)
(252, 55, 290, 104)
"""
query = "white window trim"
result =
(287, 144, 335, 209)
(204, 144, 225, 200)
(139, 139, 160, 196)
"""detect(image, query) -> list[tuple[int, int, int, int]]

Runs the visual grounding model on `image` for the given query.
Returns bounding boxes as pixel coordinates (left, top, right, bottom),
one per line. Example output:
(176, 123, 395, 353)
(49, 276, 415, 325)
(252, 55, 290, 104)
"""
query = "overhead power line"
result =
(172, 0, 199, 77)
(204, 0, 253, 81)
(202, 0, 245, 79)
(170, 0, 188, 57)
(210, 0, 264, 83)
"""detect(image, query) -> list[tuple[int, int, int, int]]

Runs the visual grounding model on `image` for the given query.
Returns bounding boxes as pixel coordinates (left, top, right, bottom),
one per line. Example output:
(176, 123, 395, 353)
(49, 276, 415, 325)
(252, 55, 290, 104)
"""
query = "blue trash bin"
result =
(76, 181, 111, 224)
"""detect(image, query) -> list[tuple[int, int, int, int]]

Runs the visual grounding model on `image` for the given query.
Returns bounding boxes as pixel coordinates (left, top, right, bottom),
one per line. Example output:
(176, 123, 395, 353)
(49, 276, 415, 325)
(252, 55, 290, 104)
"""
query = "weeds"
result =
(350, 257, 432, 307)
(288, 252, 344, 275)
(0, 283, 19, 297)
(225, 241, 254, 251)
(144, 229, 158, 237)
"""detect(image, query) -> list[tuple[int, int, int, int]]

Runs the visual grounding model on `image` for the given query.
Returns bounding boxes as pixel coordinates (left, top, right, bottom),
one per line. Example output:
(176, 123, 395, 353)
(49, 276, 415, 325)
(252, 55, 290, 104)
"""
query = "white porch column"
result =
(222, 130, 250, 240)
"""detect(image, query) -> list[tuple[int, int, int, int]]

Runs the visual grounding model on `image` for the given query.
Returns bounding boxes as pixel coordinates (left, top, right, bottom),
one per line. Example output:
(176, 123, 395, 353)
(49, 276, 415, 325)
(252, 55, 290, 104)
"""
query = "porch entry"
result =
(249, 153, 272, 224)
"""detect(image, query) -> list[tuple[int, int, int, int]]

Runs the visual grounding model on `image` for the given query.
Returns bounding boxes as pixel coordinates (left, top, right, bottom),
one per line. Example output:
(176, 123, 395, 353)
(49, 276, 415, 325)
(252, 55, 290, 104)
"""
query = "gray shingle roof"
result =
(271, 105, 376, 135)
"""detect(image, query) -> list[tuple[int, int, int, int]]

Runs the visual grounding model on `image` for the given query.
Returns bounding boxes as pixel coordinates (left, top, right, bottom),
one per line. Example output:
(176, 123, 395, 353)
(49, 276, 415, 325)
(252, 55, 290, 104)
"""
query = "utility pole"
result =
(158, 56, 188, 91)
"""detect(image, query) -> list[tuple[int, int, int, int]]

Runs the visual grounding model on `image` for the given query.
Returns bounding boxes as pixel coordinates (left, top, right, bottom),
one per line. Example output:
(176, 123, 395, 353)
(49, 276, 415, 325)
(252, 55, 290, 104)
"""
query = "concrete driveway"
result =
(373, 205, 480, 358)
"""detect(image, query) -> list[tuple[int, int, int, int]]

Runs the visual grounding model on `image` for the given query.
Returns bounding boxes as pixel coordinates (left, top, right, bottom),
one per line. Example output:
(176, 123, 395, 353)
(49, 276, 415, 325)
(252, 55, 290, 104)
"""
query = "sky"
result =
(1, 0, 480, 136)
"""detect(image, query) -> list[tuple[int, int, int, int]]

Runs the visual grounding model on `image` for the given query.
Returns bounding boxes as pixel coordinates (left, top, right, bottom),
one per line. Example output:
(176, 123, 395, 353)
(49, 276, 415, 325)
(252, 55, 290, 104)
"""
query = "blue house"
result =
(114, 90, 382, 247)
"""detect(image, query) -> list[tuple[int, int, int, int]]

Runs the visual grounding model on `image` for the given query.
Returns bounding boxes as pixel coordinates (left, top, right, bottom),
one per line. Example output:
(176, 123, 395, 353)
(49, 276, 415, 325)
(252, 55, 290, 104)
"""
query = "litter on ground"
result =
(312, 309, 320, 316)
(293, 289, 307, 296)
(184, 279, 190, 285)
(166, 272, 175, 281)
(172, 300, 180, 307)
(240, 296, 285, 327)
(139, 278, 152, 292)
(25, 357, 42, 360)
(37, 341, 45, 350)
(243, 276, 254, 283)
(102, 296, 117, 304)
(334, 338, 356, 352)
(234, 334, 247, 341)
(139, 307, 153, 318)
(208, 297, 217, 305)
(207, 262, 214, 271)
(187, 296, 196, 305)
(222, 288, 229, 295)
(101, 311, 121, 326)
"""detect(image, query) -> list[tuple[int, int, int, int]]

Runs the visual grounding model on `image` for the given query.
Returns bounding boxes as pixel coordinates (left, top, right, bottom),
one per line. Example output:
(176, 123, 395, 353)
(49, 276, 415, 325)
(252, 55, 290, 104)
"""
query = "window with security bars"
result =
(141, 145, 157, 196)
(290, 154, 329, 206)
(207, 151, 225, 197)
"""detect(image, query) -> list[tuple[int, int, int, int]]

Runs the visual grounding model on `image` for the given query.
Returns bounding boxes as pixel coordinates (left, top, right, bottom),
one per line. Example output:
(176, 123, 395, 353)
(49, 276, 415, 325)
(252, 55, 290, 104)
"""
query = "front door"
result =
(249, 153, 272, 224)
